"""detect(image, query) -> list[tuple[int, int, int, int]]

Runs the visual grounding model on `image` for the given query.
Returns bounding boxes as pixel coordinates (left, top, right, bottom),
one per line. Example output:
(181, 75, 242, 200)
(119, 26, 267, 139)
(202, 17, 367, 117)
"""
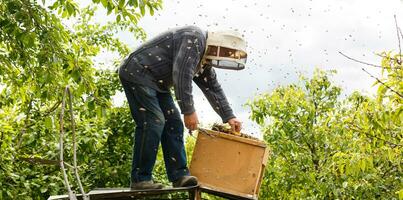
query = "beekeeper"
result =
(118, 26, 247, 189)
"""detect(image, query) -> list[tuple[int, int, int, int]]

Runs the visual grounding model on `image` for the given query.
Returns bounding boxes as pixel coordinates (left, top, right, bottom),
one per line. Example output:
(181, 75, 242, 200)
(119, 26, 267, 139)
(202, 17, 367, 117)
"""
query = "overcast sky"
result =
(108, 0, 403, 137)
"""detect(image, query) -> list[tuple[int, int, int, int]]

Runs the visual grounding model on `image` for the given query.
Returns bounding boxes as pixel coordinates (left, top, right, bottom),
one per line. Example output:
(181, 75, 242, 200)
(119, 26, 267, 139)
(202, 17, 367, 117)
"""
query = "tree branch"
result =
(348, 122, 401, 148)
(399, 27, 403, 49)
(16, 99, 33, 149)
(42, 100, 62, 117)
(0, 131, 4, 148)
(15, 100, 62, 151)
(338, 51, 383, 68)
(67, 85, 87, 198)
(19, 157, 60, 165)
(360, 68, 403, 98)
(349, 102, 401, 147)
(394, 15, 402, 64)
(381, 163, 399, 179)
(339, 51, 403, 98)
(59, 86, 76, 199)
(375, 53, 400, 62)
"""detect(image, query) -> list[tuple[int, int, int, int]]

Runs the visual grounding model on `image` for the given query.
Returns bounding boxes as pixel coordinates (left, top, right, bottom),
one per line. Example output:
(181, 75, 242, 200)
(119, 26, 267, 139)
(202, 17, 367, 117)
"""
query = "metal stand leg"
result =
(193, 188, 202, 200)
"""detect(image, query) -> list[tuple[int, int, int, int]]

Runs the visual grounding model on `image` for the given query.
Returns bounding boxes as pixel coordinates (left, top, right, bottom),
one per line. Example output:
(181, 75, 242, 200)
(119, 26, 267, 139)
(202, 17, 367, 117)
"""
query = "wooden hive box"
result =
(189, 129, 270, 199)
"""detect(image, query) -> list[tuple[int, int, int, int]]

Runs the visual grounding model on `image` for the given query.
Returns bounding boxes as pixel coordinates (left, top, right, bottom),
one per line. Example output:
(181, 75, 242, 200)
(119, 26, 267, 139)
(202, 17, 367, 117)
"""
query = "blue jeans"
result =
(120, 78, 190, 183)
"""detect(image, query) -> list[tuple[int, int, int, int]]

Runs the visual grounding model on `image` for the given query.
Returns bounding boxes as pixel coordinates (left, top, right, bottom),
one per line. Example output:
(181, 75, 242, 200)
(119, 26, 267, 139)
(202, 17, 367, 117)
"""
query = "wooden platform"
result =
(47, 185, 257, 200)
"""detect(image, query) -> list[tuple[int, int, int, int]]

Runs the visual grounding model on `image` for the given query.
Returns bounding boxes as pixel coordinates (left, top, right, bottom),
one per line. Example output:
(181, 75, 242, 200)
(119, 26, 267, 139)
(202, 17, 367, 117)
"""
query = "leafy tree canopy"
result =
(0, 0, 162, 199)
(249, 54, 402, 199)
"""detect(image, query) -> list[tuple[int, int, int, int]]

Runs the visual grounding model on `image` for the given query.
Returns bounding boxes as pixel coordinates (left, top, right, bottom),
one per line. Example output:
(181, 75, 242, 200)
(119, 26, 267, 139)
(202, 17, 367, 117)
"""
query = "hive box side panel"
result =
(254, 147, 270, 194)
(190, 132, 266, 196)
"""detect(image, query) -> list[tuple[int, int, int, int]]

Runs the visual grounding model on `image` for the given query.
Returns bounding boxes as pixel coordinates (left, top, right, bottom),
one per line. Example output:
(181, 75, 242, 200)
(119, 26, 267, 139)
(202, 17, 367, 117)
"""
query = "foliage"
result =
(0, 0, 161, 199)
(249, 60, 402, 199)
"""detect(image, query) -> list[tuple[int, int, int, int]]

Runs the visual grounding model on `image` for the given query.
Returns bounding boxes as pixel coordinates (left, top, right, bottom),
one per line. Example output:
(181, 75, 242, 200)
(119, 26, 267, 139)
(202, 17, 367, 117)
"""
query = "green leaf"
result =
(140, 6, 145, 16)
(71, 70, 81, 83)
(88, 100, 95, 110)
(40, 187, 48, 193)
(107, 3, 113, 15)
(62, 10, 68, 18)
(44, 117, 53, 129)
(149, 5, 154, 16)
(118, 0, 125, 8)
(66, 3, 74, 16)
(101, 0, 108, 8)
(49, 1, 59, 10)
(96, 106, 103, 118)
(397, 189, 403, 200)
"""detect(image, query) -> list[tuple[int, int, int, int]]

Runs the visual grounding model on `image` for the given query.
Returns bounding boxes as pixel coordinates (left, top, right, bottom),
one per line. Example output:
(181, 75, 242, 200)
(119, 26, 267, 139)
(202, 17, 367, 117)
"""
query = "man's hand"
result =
(184, 112, 199, 131)
(228, 118, 242, 132)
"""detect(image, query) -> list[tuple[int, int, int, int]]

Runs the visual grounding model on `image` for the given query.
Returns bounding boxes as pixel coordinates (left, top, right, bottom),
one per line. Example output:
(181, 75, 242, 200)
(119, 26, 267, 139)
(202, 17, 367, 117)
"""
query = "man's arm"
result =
(172, 31, 205, 130)
(193, 67, 242, 131)
(172, 32, 205, 115)
(193, 67, 236, 123)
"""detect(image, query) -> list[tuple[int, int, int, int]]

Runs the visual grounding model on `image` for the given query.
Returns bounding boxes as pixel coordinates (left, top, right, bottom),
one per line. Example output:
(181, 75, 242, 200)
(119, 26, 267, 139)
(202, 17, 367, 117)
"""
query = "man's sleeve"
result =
(172, 33, 205, 115)
(193, 67, 236, 123)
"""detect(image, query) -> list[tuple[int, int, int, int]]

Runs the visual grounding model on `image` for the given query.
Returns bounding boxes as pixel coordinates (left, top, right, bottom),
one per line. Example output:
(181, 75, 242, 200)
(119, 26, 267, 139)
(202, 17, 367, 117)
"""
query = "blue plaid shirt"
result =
(119, 26, 235, 122)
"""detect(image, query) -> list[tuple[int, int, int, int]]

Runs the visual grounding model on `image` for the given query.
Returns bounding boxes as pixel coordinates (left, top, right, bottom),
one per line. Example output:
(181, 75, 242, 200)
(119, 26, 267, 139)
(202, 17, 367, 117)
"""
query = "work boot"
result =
(172, 176, 198, 188)
(130, 180, 164, 190)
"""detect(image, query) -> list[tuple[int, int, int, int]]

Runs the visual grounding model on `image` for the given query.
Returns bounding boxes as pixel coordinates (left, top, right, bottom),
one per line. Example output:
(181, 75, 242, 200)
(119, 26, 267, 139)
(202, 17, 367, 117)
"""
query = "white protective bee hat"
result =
(202, 30, 247, 70)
